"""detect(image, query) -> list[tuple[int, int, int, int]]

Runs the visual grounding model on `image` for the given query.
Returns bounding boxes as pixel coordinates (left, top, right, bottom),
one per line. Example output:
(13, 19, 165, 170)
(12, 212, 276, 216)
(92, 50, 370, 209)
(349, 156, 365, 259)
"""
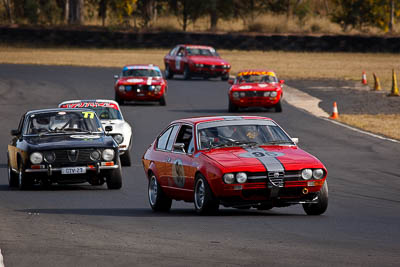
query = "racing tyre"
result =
(120, 150, 131, 166)
(194, 174, 219, 215)
(106, 158, 122, 189)
(159, 96, 166, 106)
(303, 181, 328, 215)
(274, 100, 282, 112)
(183, 65, 191, 80)
(221, 73, 229, 81)
(18, 163, 32, 190)
(165, 64, 174, 79)
(7, 156, 18, 187)
(228, 100, 238, 112)
(115, 92, 124, 105)
(148, 174, 172, 212)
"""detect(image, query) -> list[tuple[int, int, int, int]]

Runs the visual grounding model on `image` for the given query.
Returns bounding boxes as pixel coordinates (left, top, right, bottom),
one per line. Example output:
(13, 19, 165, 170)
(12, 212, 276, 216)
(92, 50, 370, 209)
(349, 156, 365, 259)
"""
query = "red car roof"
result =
(172, 116, 273, 125)
(179, 44, 214, 49)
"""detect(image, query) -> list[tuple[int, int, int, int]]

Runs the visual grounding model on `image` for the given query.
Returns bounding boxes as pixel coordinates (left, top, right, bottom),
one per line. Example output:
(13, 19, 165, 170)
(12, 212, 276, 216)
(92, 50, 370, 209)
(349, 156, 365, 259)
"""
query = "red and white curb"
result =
(284, 85, 400, 144)
(0, 249, 4, 267)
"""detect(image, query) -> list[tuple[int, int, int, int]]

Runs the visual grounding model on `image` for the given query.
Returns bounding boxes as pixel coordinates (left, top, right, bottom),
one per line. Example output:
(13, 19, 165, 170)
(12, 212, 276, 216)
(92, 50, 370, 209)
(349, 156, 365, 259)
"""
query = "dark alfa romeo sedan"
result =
(7, 108, 122, 190)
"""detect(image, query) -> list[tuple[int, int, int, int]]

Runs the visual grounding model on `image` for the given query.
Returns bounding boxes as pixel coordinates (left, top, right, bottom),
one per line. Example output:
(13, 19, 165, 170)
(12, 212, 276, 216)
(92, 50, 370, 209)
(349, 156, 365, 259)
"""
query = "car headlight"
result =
(239, 92, 246, 97)
(313, 169, 324, 179)
(118, 85, 125, 92)
(301, 169, 313, 180)
(30, 152, 43, 164)
(264, 91, 270, 97)
(270, 91, 278, 97)
(195, 63, 204, 68)
(154, 85, 162, 92)
(90, 150, 101, 161)
(102, 149, 115, 161)
(236, 172, 247, 183)
(113, 134, 124, 144)
(44, 152, 56, 163)
(232, 92, 239, 99)
(223, 173, 235, 184)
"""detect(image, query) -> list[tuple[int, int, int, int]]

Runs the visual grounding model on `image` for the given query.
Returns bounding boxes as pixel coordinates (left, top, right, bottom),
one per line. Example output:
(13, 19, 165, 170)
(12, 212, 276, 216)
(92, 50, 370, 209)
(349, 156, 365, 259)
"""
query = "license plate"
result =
(61, 167, 86, 175)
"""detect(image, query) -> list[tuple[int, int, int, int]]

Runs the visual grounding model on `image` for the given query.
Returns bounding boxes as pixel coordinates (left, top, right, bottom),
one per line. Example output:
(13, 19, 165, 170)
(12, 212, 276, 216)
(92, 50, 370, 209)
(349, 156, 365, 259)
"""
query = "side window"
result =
(174, 125, 193, 153)
(156, 127, 173, 150)
(170, 46, 178, 56)
(166, 125, 180, 151)
(18, 114, 25, 134)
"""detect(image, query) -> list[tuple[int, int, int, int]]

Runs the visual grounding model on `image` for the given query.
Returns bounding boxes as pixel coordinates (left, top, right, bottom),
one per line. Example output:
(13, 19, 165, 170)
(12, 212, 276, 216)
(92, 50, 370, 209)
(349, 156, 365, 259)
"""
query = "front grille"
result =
(247, 170, 302, 186)
(268, 171, 284, 187)
(203, 64, 224, 70)
(130, 84, 150, 92)
(244, 91, 265, 97)
(50, 149, 100, 167)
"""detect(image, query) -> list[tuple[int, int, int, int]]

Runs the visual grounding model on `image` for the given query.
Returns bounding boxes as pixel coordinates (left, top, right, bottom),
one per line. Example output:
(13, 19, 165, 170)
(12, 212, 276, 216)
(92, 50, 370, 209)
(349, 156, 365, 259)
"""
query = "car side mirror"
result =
(228, 78, 234, 85)
(279, 80, 285, 84)
(105, 126, 113, 133)
(114, 75, 119, 79)
(291, 138, 299, 145)
(11, 129, 20, 136)
(173, 143, 186, 153)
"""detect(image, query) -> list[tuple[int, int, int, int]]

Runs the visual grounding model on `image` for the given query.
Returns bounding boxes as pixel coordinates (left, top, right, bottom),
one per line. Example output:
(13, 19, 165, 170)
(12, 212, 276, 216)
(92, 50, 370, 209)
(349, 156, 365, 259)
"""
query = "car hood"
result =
(202, 145, 323, 171)
(231, 83, 281, 91)
(118, 76, 165, 85)
(24, 134, 115, 150)
(188, 56, 229, 65)
(101, 120, 131, 135)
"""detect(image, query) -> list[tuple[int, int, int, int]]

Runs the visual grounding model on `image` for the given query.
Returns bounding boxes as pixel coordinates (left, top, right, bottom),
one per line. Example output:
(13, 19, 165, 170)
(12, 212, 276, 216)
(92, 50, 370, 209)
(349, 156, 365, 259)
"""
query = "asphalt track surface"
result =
(0, 64, 399, 267)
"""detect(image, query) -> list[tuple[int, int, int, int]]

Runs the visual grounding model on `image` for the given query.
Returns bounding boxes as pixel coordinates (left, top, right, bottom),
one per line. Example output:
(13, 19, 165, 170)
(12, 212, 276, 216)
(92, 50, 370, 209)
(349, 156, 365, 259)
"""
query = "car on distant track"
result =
(142, 116, 328, 215)
(7, 108, 122, 190)
(164, 44, 231, 80)
(228, 70, 284, 112)
(59, 100, 133, 166)
(114, 64, 167, 106)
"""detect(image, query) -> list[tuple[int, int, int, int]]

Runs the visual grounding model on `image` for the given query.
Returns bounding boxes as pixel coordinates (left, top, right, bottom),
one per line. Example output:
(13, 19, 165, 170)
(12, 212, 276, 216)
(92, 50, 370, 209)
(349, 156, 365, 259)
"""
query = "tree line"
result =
(1, 0, 399, 33)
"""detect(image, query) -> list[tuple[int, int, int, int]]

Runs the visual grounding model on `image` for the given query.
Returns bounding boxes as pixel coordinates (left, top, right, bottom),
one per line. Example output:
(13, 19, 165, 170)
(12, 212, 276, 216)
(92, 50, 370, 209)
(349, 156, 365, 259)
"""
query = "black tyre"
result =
(228, 100, 238, 112)
(106, 158, 122, 189)
(303, 181, 328, 215)
(159, 96, 166, 106)
(7, 156, 18, 187)
(18, 162, 32, 190)
(115, 92, 124, 105)
(274, 100, 282, 112)
(221, 73, 229, 81)
(194, 174, 219, 215)
(183, 65, 191, 80)
(148, 174, 172, 212)
(120, 150, 131, 166)
(165, 64, 174, 79)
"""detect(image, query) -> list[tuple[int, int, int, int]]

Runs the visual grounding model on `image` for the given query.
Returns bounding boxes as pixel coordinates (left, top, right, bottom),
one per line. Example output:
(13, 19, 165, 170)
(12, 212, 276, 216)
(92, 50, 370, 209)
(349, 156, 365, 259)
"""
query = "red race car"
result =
(228, 70, 284, 112)
(164, 44, 231, 80)
(142, 116, 328, 215)
(114, 64, 167, 106)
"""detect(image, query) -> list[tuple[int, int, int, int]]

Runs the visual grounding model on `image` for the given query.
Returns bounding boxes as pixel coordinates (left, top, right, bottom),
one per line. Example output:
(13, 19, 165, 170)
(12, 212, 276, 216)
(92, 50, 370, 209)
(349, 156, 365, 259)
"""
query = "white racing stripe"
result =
(283, 85, 400, 144)
(0, 249, 5, 267)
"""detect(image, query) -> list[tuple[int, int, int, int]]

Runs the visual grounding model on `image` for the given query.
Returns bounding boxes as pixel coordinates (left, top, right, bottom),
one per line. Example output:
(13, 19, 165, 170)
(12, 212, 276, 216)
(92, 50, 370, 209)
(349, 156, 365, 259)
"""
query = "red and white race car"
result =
(59, 100, 133, 166)
(228, 70, 284, 112)
(142, 116, 328, 215)
(164, 44, 231, 80)
(114, 64, 167, 106)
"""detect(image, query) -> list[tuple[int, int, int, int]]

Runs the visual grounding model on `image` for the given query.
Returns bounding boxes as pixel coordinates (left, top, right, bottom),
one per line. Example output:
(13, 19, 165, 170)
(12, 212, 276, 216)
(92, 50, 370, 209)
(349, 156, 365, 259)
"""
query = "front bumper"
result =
(230, 96, 280, 107)
(190, 66, 229, 77)
(26, 164, 119, 175)
(116, 88, 165, 101)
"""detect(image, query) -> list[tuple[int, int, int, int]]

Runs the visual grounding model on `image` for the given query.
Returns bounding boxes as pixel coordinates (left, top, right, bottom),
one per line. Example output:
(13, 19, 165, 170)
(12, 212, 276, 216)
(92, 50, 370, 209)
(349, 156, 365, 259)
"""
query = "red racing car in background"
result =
(164, 44, 231, 80)
(114, 64, 167, 106)
(228, 70, 284, 112)
(142, 116, 328, 215)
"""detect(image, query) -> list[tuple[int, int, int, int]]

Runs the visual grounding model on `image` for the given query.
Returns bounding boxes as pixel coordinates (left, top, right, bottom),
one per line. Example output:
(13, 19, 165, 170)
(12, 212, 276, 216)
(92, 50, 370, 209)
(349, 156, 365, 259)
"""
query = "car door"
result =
(164, 124, 196, 201)
(165, 46, 179, 73)
(174, 46, 186, 73)
(8, 113, 25, 170)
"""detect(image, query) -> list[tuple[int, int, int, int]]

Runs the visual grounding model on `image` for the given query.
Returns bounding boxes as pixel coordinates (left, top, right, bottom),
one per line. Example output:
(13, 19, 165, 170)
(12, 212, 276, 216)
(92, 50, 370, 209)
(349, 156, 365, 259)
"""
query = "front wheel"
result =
(183, 65, 191, 80)
(106, 158, 122, 189)
(303, 181, 328, 215)
(120, 150, 131, 166)
(148, 174, 172, 212)
(274, 99, 282, 112)
(165, 64, 174, 79)
(221, 73, 229, 81)
(159, 96, 166, 106)
(115, 92, 124, 105)
(194, 174, 219, 215)
(18, 163, 32, 190)
(7, 156, 18, 187)
(228, 100, 238, 112)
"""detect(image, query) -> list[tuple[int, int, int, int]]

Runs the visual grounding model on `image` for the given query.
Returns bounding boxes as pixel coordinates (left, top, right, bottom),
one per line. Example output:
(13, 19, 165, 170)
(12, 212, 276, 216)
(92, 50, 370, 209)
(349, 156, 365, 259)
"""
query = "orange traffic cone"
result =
(330, 102, 339, 119)
(362, 71, 367, 85)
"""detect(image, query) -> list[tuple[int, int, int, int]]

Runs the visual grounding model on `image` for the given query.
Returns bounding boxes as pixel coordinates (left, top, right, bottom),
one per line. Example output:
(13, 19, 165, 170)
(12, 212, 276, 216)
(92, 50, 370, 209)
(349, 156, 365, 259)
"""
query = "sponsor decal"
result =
(61, 102, 119, 111)
(238, 71, 276, 77)
(258, 84, 268, 88)
(127, 78, 144, 83)
(172, 159, 185, 188)
(123, 65, 161, 71)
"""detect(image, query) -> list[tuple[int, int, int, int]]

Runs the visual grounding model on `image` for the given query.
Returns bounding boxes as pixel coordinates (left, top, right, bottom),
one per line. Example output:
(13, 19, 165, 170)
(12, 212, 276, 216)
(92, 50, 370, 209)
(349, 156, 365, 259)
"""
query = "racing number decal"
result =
(239, 148, 285, 173)
(172, 159, 185, 188)
(82, 111, 95, 119)
(252, 152, 265, 158)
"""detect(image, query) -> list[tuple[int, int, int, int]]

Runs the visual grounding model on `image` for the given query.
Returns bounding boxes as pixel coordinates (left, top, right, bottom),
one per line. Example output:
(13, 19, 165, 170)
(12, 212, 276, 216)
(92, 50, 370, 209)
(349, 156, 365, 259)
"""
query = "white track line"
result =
(283, 85, 400, 144)
(0, 249, 5, 267)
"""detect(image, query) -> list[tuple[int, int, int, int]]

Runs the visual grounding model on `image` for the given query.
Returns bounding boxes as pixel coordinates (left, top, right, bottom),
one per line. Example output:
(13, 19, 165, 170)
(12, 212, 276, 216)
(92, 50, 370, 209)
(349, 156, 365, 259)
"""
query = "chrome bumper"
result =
(25, 164, 119, 175)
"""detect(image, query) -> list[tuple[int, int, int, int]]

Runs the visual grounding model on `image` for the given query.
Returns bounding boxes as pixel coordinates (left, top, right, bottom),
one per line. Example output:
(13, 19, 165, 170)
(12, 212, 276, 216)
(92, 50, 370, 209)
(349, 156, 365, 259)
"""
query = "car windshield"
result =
(90, 106, 122, 120)
(186, 47, 219, 57)
(237, 74, 278, 83)
(122, 68, 161, 77)
(25, 110, 103, 135)
(198, 121, 292, 149)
